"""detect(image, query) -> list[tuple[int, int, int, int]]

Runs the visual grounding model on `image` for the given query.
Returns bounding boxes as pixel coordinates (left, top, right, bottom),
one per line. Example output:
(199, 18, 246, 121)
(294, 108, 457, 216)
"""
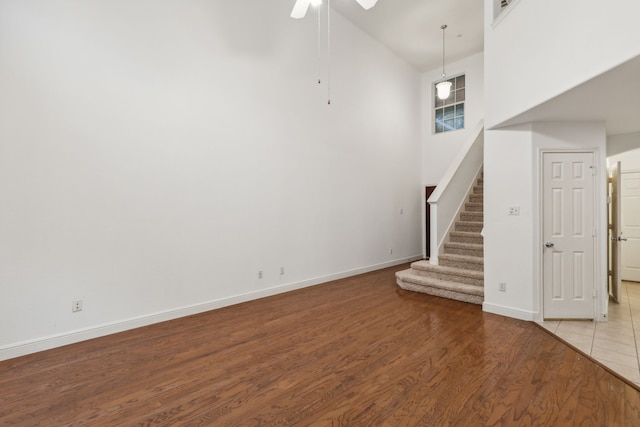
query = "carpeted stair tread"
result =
(443, 242, 483, 257)
(439, 253, 483, 263)
(449, 234, 483, 245)
(460, 212, 483, 222)
(455, 221, 483, 232)
(396, 269, 484, 295)
(439, 253, 484, 272)
(465, 202, 483, 212)
(396, 270, 484, 305)
(450, 230, 482, 236)
(396, 270, 483, 295)
(410, 260, 483, 277)
(408, 261, 484, 285)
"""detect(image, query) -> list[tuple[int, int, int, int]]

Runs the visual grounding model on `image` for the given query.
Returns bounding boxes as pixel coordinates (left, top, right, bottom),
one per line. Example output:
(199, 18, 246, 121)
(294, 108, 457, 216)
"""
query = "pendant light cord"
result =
(441, 24, 447, 80)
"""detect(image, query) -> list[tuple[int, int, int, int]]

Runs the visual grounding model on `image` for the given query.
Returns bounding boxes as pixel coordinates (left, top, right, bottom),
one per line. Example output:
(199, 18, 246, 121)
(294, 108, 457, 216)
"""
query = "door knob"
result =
(545, 242, 554, 248)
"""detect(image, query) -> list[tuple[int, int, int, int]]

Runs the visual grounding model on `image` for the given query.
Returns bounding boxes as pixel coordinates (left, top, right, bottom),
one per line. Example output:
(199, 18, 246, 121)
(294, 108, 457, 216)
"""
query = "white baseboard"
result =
(0, 255, 421, 361)
(482, 302, 537, 321)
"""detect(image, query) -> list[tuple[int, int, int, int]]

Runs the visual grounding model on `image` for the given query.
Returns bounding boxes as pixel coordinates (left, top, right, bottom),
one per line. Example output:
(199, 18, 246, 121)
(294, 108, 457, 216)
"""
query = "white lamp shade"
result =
(436, 81, 452, 100)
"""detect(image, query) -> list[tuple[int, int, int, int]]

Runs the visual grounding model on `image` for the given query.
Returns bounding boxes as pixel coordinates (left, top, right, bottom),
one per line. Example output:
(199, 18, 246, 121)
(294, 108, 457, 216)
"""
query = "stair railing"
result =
(428, 120, 484, 265)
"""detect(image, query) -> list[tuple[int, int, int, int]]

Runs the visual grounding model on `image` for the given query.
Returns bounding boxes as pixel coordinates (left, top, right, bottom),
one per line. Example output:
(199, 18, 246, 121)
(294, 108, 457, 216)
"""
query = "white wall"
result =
(482, 124, 535, 319)
(608, 132, 640, 167)
(421, 52, 484, 186)
(609, 150, 640, 172)
(483, 122, 608, 321)
(484, 0, 640, 129)
(0, 1, 422, 359)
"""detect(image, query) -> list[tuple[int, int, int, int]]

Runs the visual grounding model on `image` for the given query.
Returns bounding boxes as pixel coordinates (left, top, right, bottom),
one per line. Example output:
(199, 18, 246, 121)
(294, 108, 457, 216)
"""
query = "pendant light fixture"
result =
(436, 24, 452, 100)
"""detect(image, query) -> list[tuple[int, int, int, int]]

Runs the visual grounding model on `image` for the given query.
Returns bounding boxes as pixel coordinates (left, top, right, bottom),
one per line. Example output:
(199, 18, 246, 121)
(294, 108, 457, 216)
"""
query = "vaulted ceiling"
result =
(331, 0, 484, 72)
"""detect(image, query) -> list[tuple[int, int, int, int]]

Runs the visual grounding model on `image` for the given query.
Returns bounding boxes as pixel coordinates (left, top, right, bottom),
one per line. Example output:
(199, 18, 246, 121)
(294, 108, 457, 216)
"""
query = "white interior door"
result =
(622, 171, 640, 282)
(543, 152, 595, 319)
(608, 161, 621, 302)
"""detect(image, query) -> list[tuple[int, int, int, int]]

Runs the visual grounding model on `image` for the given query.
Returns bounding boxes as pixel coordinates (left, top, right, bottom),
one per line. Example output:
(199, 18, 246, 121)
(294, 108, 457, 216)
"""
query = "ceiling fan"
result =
(290, 0, 378, 19)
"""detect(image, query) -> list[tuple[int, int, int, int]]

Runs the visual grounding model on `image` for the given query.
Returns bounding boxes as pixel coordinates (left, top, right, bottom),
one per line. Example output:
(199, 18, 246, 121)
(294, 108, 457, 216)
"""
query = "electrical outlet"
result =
(499, 282, 506, 292)
(72, 300, 83, 312)
(508, 206, 520, 216)
(390, 248, 393, 254)
(280, 267, 285, 275)
(258, 271, 263, 279)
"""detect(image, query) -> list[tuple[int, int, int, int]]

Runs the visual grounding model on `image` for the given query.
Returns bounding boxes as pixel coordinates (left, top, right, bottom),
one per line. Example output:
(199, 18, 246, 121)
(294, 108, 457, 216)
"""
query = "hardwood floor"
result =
(2, 264, 640, 426)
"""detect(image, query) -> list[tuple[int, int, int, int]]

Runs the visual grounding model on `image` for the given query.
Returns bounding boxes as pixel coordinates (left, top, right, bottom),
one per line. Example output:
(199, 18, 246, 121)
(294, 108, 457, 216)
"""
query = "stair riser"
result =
(410, 270, 483, 286)
(473, 185, 483, 194)
(397, 280, 483, 305)
(439, 258, 484, 272)
(450, 235, 483, 244)
(465, 204, 483, 212)
(396, 271, 484, 296)
(460, 212, 483, 222)
(455, 222, 483, 232)
(469, 195, 483, 203)
(445, 246, 483, 257)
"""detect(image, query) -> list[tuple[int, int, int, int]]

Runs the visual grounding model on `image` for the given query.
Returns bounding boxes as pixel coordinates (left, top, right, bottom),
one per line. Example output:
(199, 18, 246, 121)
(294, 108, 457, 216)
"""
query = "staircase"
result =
(396, 174, 484, 304)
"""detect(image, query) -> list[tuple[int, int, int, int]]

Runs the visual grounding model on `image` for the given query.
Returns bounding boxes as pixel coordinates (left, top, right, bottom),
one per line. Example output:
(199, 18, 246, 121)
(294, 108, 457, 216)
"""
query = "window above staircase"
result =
(434, 74, 466, 134)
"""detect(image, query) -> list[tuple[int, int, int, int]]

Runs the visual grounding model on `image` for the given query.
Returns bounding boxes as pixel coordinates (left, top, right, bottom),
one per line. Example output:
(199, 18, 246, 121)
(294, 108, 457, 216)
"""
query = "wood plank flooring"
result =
(1, 264, 640, 426)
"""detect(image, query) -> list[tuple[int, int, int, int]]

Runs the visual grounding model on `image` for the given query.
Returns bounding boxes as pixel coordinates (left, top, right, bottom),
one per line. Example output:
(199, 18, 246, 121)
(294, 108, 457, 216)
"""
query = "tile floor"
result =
(538, 281, 640, 387)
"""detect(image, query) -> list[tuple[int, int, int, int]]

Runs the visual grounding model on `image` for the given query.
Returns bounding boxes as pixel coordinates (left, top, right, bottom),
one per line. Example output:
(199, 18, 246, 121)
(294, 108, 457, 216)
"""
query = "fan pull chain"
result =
(317, 3, 321, 84)
(327, 0, 331, 105)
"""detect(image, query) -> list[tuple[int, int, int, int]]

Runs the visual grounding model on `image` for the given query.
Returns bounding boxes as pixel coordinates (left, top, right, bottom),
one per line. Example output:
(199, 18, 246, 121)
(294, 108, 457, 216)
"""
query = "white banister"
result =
(428, 120, 484, 265)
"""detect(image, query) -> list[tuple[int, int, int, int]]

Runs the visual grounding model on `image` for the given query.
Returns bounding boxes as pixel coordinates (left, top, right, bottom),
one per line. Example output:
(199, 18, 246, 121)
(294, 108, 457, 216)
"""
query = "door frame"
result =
(535, 148, 604, 322)
(608, 161, 622, 302)
(621, 169, 640, 282)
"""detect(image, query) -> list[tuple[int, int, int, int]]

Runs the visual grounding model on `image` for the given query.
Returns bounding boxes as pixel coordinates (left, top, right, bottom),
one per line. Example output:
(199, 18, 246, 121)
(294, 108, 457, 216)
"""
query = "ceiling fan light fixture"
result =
(291, 0, 311, 18)
(291, 0, 377, 19)
(355, 0, 378, 10)
(436, 80, 452, 100)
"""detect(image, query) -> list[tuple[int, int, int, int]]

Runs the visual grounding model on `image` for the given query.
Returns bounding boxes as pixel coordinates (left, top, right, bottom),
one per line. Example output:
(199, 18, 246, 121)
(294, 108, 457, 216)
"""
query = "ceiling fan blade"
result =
(291, 0, 312, 19)
(354, 0, 378, 10)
